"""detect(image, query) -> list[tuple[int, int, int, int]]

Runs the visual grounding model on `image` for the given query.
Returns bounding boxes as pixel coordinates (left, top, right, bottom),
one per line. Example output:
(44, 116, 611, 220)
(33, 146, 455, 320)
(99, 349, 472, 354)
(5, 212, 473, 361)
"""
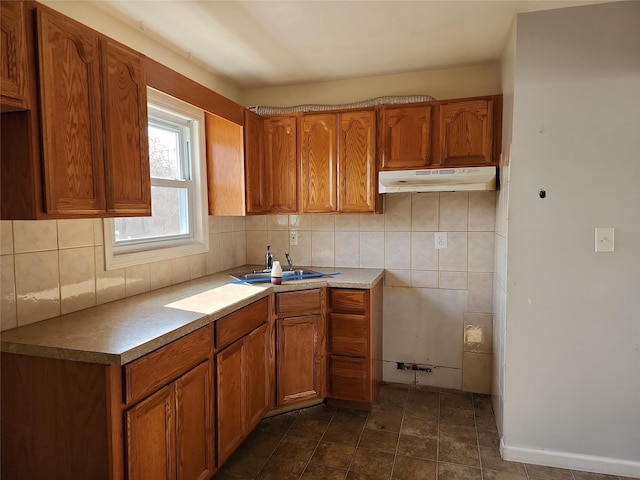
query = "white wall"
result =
(241, 63, 501, 107)
(503, 2, 640, 476)
(493, 17, 517, 439)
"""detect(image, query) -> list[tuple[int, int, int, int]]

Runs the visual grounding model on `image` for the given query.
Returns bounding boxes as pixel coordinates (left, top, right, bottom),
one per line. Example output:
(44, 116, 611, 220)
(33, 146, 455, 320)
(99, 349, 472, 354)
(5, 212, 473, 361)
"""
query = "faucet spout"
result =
(284, 252, 294, 271)
(265, 244, 273, 271)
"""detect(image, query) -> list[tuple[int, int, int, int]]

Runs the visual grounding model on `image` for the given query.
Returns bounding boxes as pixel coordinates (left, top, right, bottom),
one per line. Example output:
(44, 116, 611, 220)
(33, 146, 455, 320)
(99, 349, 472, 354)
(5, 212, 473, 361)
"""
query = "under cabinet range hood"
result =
(378, 166, 496, 193)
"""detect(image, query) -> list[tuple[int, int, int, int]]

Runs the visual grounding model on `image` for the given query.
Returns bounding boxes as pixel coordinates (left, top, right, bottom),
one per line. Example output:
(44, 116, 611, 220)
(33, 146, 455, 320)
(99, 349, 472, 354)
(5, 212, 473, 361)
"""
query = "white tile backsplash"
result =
(14, 250, 60, 325)
(57, 219, 94, 249)
(1, 220, 14, 255)
(59, 246, 96, 314)
(334, 232, 359, 268)
(13, 220, 57, 253)
(411, 193, 439, 231)
(439, 192, 469, 231)
(2, 216, 249, 329)
(311, 231, 334, 267)
(125, 264, 150, 297)
(1, 255, 17, 330)
(384, 232, 411, 269)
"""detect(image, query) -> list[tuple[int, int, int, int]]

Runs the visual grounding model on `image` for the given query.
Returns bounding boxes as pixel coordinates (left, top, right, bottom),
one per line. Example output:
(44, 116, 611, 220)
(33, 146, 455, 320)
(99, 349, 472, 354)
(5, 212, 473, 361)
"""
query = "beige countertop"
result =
(0, 266, 383, 366)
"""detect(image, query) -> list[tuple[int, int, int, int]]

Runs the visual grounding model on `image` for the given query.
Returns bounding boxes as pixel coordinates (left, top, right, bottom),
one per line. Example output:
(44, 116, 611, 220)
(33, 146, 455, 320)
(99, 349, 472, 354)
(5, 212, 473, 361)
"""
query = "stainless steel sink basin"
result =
(230, 268, 321, 282)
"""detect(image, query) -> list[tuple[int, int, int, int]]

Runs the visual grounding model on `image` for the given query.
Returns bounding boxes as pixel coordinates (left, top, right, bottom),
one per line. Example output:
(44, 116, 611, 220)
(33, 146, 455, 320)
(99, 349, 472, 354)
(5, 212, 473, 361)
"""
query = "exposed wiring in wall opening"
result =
(382, 359, 462, 372)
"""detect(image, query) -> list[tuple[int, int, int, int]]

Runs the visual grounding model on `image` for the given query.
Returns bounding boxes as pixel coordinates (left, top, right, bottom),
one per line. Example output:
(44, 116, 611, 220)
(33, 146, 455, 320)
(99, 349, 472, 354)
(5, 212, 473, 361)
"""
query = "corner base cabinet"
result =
(326, 282, 383, 410)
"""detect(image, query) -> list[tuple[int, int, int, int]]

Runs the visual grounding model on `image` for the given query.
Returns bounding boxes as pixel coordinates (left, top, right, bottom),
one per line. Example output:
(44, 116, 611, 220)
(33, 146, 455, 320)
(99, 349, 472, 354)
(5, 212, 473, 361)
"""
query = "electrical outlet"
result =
(290, 231, 298, 246)
(435, 232, 447, 249)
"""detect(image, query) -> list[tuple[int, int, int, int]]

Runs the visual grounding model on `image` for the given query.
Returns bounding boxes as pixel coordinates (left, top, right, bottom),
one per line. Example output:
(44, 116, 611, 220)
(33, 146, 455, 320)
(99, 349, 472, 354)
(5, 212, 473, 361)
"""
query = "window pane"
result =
(148, 124, 182, 180)
(114, 186, 189, 242)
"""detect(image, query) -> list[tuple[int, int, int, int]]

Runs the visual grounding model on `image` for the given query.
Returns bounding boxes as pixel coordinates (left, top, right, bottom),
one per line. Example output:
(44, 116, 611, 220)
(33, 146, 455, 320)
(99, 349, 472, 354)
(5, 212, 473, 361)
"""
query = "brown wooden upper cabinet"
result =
(378, 95, 502, 171)
(433, 97, 500, 167)
(300, 109, 378, 214)
(0, 4, 150, 219)
(206, 110, 269, 216)
(0, 1, 27, 109)
(244, 109, 269, 214)
(264, 115, 298, 213)
(378, 104, 433, 170)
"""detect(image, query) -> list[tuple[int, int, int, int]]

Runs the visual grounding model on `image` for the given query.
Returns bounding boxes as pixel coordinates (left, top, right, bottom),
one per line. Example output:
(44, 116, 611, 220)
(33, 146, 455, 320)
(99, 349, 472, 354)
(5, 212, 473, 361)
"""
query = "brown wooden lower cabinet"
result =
(274, 289, 326, 407)
(123, 353, 216, 480)
(276, 314, 325, 406)
(215, 298, 271, 465)
(1, 325, 214, 480)
(0, 283, 382, 479)
(326, 283, 383, 410)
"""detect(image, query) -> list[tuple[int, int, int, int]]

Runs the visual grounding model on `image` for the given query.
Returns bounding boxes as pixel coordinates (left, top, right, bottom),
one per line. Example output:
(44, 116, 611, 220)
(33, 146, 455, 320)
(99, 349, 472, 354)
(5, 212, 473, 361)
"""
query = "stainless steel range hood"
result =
(378, 166, 496, 193)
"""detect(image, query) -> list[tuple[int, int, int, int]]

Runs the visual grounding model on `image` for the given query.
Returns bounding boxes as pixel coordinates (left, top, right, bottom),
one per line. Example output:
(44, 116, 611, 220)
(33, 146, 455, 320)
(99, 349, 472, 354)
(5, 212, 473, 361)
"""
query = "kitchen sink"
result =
(230, 269, 322, 282)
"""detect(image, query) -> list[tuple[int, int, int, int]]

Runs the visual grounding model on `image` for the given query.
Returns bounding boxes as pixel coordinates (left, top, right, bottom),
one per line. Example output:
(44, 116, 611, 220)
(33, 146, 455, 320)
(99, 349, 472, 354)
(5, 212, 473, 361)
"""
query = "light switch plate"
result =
(290, 231, 298, 246)
(435, 232, 448, 249)
(595, 227, 614, 252)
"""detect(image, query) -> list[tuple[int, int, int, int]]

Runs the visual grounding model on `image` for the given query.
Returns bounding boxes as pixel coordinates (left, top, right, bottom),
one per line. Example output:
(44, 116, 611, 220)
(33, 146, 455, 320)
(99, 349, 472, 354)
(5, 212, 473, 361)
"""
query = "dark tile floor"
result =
(212, 383, 637, 480)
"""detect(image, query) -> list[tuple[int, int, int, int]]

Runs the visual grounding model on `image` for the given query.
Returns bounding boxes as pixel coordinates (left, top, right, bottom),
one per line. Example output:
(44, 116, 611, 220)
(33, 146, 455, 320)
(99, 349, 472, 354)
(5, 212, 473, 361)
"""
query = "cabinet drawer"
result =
(276, 289, 321, 317)
(329, 289, 367, 314)
(328, 355, 369, 402)
(124, 325, 212, 405)
(215, 297, 269, 349)
(329, 314, 368, 356)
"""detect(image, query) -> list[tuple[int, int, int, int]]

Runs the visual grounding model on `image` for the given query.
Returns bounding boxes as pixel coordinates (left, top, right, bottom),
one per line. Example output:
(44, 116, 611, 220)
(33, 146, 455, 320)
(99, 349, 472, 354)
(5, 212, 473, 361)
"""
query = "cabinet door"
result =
(276, 315, 325, 406)
(328, 355, 369, 403)
(379, 104, 432, 170)
(36, 7, 106, 215)
(176, 362, 214, 480)
(245, 110, 268, 214)
(265, 115, 298, 213)
(300, 114, 336, 213)
(125, 384, 176, 480)
(435, 99, 494, 166)
(338, 110, 376, 212)
(245, 323, 271, 431)
(0, 1, 26, 107)
(102, 40, 151, 216)
(206, 113, 245, 216)
(216, 338, 245, 465)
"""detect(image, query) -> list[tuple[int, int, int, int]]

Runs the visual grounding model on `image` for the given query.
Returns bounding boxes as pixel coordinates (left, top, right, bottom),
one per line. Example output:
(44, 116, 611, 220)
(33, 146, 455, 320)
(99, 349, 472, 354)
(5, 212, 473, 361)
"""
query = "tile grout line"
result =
(389, 384, 411, 480)
(472, 393, 485, 480)
(253, 412, 299, 480)
(295, 407, 336, 480)
(343, 409, 371, 479)
(436, 387, 442, 480)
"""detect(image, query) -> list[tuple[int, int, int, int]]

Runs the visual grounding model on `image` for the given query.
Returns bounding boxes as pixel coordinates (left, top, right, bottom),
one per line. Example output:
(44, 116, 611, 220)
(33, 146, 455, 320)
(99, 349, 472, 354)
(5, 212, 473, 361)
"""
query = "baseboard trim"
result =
(500, 440, 640, 478)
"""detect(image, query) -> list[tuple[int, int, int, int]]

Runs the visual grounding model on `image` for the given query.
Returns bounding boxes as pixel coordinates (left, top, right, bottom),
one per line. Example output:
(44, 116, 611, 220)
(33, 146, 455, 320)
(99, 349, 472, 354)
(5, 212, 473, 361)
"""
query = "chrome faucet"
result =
(265, 244, 273, 271)
(284, 252, 294, 271)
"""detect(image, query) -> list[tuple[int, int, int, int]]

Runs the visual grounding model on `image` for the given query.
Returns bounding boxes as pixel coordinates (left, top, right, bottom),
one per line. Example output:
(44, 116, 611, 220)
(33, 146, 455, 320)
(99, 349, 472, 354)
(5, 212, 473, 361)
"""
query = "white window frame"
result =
(104, 87, 209, 270)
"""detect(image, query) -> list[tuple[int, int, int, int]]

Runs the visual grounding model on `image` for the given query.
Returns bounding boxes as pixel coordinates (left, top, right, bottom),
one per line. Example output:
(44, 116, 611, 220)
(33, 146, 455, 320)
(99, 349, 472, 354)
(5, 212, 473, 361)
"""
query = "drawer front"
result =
(328, 355, 369, 402)
(330, 289, 367, 314)
(276, 289, 321, 317)
(215, 297, 269, 349)
(124, 325, 212, 405)
(329, 313, 368, 357)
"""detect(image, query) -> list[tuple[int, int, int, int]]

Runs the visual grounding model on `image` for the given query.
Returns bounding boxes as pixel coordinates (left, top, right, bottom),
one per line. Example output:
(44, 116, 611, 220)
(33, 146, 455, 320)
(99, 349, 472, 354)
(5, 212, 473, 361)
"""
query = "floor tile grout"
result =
(212, 384, 635, 480)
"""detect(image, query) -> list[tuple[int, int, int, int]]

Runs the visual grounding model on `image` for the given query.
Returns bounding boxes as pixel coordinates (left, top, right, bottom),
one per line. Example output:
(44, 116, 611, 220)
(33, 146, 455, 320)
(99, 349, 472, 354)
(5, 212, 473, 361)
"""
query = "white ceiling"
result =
(94, 0, 607, 89)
